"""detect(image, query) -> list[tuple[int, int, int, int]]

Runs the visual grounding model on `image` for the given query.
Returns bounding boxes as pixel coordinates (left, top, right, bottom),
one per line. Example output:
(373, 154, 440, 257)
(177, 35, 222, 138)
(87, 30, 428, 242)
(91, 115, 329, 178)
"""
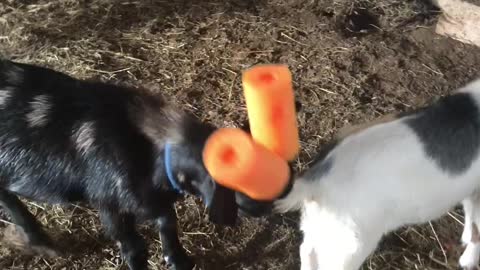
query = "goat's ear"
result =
(180, 114, 216, 145)
(295, 100, 302, 113)
(239, 120, 250, 133)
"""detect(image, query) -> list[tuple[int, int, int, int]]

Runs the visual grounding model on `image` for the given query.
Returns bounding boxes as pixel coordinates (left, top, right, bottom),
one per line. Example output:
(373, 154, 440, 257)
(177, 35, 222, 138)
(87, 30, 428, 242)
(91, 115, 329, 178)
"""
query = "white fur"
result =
(460, 192, 480, 270)
(458, 79, 480, 94)
(26, 94, 51, 127)
(0, 87, 12, 109)
(276, 78, 480, 270)
(73, 121, 96, 155)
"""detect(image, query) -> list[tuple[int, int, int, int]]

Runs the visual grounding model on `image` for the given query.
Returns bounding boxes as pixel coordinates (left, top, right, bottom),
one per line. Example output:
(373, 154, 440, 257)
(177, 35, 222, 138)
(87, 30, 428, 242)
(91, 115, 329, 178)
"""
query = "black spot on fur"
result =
(307, 157, 334, 180)
(302, 140, 338, 181)
(311, 140, 339, 165)
(405, 93, 480, 175)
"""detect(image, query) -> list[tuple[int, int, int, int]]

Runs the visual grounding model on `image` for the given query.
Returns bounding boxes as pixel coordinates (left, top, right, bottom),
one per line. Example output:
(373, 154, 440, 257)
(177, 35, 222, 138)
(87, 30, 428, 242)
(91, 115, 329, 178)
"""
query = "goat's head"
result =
(160, 114, 239, 226)
(135, 98, 239, 226)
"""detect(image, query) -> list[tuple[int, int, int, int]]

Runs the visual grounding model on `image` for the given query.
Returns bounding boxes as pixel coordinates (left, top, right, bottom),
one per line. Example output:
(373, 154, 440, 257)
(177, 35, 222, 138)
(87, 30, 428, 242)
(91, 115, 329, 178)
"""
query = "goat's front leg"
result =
(100, 210, 148, 270)
(460, 193, 480, 270)
(0, 189, 57, 257)
(300, 202, 380, 270)
(300, 238, 318, 270)
(303, 229, 378, 270)
(302, 230, 377, 270)
(155, 206, 194, 270)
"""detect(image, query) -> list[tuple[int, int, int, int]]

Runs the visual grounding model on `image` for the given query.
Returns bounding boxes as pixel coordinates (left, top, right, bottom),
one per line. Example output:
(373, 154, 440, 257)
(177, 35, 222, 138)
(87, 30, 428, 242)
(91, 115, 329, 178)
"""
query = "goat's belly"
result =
(316, 172, 478, 233)
(372, 175, 480, 230)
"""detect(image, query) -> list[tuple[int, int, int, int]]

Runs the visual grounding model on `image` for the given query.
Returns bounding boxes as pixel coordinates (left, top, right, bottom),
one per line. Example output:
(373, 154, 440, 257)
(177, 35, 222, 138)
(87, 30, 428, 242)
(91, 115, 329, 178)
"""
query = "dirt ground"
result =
(1, 0, 480, 269)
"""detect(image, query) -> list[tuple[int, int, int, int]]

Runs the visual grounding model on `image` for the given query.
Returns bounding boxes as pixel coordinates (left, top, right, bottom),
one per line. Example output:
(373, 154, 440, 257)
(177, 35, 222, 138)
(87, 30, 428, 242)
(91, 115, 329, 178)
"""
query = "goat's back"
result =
(0, 60, 158, 206)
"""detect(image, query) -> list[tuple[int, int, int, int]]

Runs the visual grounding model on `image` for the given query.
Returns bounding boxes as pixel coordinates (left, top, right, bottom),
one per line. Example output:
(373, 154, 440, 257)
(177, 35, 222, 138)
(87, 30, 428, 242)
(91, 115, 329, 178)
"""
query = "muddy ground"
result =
(1, 0, 480, 269)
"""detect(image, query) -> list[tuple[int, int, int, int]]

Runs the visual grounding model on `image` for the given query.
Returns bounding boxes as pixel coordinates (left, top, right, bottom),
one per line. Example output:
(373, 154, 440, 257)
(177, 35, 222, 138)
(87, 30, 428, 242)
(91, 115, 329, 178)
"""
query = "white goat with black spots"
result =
(275, 79, 480, 270)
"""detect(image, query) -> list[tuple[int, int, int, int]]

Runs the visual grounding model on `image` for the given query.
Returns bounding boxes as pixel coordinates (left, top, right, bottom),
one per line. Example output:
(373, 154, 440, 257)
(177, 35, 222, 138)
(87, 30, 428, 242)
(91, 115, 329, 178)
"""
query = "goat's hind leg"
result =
(460, 193, 480, 270)
(0, 189, 57, 257)
(100, 209, 148, 270)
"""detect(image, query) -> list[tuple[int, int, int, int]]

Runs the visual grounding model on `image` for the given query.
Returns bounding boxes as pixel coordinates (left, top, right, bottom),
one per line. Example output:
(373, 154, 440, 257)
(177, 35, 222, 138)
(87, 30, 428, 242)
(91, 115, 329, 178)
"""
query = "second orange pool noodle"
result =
(242, 64, 300, 161)
(203, 128, 290, 201)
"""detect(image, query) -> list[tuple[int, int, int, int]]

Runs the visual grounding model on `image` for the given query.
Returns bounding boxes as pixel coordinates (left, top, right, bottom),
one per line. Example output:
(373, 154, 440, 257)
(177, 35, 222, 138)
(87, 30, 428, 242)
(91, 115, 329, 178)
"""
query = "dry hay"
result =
(1, 0, 480, 269)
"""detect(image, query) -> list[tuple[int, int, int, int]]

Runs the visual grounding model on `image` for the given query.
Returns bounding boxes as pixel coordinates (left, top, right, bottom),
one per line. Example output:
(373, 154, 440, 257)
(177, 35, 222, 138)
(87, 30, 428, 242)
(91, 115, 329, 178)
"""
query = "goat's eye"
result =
(176, 172, 186, 184)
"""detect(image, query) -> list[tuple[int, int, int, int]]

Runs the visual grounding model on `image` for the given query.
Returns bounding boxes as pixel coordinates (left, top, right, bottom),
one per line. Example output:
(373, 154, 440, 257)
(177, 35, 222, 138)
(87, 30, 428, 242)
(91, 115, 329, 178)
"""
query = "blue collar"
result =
(164, 143, 184, 194)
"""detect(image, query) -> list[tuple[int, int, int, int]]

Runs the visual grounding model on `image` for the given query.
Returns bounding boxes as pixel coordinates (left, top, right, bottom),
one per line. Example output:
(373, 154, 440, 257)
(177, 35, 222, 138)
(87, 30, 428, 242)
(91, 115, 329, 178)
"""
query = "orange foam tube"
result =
(203, 128, 290, 201)
(242, 64, 300, 161)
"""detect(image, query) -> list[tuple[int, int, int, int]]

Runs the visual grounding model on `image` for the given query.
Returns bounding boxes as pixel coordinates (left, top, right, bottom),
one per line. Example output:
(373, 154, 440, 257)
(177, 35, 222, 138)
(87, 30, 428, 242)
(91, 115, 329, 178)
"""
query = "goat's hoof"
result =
(2, 224, 59, 258)
(458, 258, 480, 270)
(125, 261, 148, 270)
(459, 262, 477, 270)
(459, 249, 480, 270)
(165, 254, 195, 270)
(30, 244, 60, 258)
(462, 228, 473, 245)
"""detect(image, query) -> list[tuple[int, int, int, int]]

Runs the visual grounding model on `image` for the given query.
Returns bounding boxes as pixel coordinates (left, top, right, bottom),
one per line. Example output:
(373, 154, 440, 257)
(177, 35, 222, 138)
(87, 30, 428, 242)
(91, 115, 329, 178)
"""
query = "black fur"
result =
(405, 93, 480, 175)
(310, 140, 339, 166)
(0, 59, 238, 270)
(303, 156, 334, 181)
(300, 140, 339, 182)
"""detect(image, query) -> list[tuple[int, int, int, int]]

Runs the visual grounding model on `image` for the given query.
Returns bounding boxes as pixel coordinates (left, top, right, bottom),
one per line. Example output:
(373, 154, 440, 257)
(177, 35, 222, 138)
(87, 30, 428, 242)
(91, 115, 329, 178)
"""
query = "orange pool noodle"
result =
(203, 128, 290, 201)
(242, 64, 300, 161)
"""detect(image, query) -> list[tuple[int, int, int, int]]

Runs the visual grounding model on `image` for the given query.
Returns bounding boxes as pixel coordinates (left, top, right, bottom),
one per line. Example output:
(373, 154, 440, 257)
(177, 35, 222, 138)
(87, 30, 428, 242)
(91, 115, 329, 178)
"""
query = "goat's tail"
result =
(274, 178, 311, 213)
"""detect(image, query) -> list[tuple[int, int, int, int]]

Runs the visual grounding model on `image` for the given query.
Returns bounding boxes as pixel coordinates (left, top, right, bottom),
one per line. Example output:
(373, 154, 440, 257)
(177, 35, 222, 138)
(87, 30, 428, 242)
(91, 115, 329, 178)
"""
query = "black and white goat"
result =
(275, 78, 480, 270)
(0, 59, 244, 270)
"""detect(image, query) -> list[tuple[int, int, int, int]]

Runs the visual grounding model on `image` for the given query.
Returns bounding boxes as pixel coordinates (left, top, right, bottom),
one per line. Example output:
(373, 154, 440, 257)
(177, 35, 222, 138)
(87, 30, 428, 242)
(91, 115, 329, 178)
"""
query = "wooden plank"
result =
(434, 0, 480, 48)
